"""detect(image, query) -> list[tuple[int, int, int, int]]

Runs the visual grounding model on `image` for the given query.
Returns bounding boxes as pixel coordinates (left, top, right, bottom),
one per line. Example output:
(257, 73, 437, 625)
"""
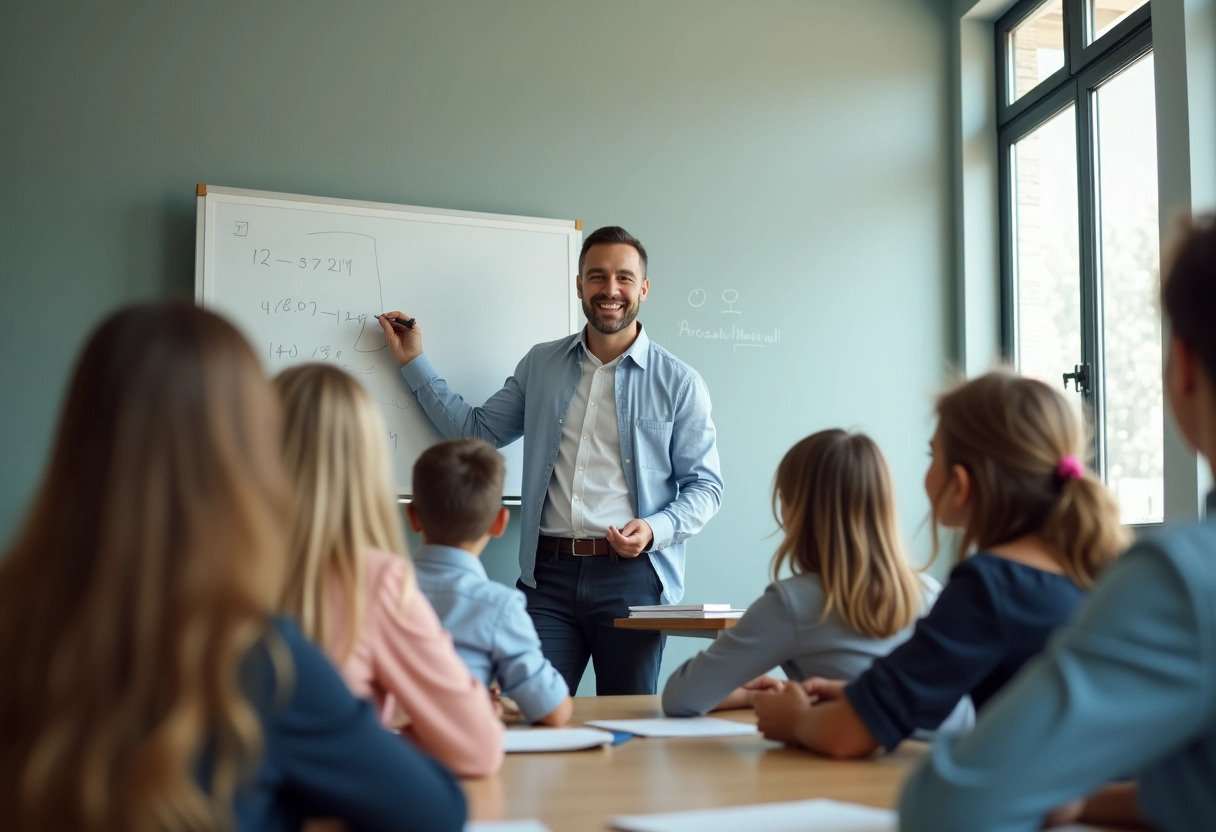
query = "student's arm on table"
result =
(754, 684, 882, 759)
(756, 567, 1004, 759)
(370, 563, 504, 778)
(900, 544, 1208, 832)
(381, 308, 526, 446)
(640, 372, 723, 554)
(662, 588, 801, 716)
(714, 675, 788, 710)
(830, 565, 1004, 757)
(492, 591, 572, 726)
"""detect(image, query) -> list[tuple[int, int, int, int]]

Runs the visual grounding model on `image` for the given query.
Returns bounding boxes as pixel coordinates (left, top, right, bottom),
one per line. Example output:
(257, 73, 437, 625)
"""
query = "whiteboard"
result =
(195, 185, 582, 497)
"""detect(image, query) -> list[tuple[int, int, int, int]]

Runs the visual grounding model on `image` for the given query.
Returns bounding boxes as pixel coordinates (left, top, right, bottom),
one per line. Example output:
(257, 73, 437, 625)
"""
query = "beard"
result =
(582, 293, 640, 335)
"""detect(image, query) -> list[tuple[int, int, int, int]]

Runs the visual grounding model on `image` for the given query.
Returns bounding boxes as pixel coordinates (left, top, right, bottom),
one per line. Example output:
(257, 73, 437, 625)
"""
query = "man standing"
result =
(379, 226, 722, 695)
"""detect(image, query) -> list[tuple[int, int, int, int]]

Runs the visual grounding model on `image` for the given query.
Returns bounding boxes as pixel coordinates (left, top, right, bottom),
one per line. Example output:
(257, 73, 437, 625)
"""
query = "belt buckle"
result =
(571, 537, 594, 557)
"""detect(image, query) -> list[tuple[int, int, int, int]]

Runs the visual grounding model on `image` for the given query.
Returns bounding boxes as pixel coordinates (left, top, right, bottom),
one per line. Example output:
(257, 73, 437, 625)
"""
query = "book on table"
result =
(627, 603, 734, 612)
(626, 609, 745, 619)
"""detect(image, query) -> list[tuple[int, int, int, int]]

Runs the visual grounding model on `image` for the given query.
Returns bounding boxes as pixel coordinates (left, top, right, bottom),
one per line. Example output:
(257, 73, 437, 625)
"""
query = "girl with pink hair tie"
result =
(753, 369, 1130, 759)
(901, 215, 1216, 831)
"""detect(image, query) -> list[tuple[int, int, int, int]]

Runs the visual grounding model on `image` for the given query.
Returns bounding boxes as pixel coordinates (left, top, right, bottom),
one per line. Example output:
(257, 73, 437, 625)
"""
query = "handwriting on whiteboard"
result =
(678, 288, 779, 351)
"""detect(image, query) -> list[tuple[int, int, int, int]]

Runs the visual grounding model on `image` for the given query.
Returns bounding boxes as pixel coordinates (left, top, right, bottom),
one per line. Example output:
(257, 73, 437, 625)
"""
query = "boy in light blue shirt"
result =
(409, 438, 573, 726)
(900, 215, 1216, 831)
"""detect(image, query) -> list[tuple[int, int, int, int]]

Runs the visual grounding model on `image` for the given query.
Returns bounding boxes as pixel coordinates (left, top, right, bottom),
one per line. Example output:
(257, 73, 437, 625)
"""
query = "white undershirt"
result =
(539, 344, 634, 537)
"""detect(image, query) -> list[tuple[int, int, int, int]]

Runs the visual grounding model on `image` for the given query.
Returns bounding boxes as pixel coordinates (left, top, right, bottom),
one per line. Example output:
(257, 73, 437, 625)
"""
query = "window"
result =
(997, 0, 1159, 523)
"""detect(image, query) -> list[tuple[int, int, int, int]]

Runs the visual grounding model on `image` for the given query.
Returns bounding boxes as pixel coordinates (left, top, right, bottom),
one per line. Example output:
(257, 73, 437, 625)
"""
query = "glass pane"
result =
(1095, 52, 1162, 524)
(1008, 0, 1065, 104)
(1011, 106, 1081, 396)
(1088, 0, 1148, 45)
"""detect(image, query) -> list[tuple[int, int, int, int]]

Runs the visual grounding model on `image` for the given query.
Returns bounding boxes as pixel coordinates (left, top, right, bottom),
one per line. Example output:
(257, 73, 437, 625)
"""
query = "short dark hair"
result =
(411, 438, 504, 545)
(578, 226, 648, 276)
(1161, 214, 1216, 382)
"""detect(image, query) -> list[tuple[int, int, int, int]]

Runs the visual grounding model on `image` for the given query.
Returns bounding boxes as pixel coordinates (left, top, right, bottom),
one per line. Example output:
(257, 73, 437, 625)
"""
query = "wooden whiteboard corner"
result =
(575, 219, 583, 231)
(196, 183, 207, 196)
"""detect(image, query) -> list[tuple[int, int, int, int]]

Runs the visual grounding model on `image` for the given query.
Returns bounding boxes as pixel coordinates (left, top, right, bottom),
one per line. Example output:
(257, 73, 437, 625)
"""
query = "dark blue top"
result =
(845, 553, 1085, 751)
(223, 618, 466, 832)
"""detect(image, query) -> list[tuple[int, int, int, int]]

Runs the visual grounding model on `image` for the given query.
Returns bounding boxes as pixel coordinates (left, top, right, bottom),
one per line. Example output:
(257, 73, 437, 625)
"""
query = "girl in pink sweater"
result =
(275, 363, 503, 778)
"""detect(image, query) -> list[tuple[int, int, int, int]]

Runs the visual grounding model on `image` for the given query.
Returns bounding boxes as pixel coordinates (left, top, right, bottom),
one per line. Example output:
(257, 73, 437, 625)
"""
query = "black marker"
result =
(377, 315, 416, 329)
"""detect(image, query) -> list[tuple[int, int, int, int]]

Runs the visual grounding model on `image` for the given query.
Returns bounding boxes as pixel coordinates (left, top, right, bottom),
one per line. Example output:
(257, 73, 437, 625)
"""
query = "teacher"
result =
(379, 226, 723, 696)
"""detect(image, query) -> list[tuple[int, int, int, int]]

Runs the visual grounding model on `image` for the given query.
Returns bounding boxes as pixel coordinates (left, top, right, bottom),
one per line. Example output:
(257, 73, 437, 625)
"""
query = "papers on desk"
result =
(584, 716, 758, 738)
(465, 821, 553, 832)
(610, 798, 895, 832)
(502, 727, 614, 753)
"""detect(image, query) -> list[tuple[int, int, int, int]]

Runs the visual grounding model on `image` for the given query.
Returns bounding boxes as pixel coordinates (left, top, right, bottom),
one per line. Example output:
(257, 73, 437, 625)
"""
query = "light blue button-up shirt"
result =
(399, 324, 723, 603)
(413, 544, 568, 724)
(900, 493, 1216, 832)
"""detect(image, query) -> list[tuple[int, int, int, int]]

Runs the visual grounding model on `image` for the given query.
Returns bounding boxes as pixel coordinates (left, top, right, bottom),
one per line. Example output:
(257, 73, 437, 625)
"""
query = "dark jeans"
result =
(518, 548, 666, 695)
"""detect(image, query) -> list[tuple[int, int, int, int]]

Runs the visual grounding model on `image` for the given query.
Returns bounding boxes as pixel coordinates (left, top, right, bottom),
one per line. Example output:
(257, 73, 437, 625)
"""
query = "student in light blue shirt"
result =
(900, 214, 1216, 832)
(409, 438, 573, 726)
(379, 226, 722, 696)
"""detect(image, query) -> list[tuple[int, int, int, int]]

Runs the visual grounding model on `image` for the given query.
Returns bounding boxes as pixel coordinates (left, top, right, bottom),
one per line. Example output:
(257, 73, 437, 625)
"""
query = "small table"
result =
(613, 616, 738, 639)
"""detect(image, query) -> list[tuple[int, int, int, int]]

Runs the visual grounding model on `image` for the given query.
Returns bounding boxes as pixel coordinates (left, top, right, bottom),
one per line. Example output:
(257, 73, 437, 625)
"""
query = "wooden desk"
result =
(612, 617, 737, 639)
(463, 695, 920, 831)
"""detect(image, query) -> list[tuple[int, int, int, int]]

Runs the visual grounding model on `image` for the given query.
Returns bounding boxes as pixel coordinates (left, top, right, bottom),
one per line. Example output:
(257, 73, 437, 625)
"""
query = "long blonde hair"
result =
(770, 430, 922, 639)
(275, 364, 411, 661)
(0, 302, 291, 832)
(931, 370, 1131, 586)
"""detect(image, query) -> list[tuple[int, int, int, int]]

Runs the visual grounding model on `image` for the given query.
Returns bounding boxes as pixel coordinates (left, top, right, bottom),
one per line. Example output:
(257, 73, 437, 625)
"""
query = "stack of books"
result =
(627, 604, 745, 619)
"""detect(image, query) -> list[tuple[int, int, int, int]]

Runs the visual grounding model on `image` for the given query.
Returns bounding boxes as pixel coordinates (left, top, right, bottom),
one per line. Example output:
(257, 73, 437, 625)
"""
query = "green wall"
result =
(1, 0, 953, 693)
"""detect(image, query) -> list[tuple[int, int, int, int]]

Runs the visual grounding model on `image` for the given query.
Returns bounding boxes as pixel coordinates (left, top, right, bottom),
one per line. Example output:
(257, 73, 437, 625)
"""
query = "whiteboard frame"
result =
(194, 184, 583, 498)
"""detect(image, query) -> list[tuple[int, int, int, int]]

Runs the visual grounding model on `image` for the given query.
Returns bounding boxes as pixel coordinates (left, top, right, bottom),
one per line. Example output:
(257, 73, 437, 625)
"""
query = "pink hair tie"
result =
(1056, 455, 1084, 482)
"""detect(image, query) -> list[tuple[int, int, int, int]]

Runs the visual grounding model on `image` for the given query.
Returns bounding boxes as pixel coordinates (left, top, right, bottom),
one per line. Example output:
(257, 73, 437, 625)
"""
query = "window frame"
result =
(995, 0, 1155, 520)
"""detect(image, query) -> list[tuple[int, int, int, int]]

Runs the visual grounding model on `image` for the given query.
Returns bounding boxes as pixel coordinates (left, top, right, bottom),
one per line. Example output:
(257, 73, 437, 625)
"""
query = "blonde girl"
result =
(755, 371, 1130, 758)
(276, 363, 503, 778)
(663, 429, 969, 733)
(0, 302, 465, 832)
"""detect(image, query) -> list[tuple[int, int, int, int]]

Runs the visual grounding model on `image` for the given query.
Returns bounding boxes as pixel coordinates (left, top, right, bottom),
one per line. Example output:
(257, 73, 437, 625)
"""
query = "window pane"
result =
(1088, 0, 1148, 45)
(1008, 1, 1065, 104)
(1011, 106, 1081, 395)
(1095, 53, 1162, 524)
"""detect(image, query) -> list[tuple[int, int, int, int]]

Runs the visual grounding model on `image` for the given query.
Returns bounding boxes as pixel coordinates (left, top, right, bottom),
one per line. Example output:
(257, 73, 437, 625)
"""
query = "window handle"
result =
(1062, 363, 1091, 395)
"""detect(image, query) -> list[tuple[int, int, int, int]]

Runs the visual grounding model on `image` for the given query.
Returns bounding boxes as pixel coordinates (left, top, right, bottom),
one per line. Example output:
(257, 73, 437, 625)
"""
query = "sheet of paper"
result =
(465, 821, 553, 832)
(610, 798, 895, 832)
(584, 717, 758, 738)
(502, 727, 615, 753)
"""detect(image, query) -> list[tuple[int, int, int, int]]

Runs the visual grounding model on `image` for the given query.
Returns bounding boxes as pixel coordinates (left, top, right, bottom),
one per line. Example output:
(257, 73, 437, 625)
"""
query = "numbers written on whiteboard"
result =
(251, 248, 353, 276)
(268, 342, 299, 359)
(260, 300, 369, 326)
(266, 342, 348, 361)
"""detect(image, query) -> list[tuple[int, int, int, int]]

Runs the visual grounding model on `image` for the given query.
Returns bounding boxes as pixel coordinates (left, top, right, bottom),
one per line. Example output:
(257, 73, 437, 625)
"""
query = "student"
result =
(275, 364, 504, 778)
(900, 216, 1216, 832)
(408, 438, 573, 726)
(754, 369, 1130, 758)
(0, 302, 464, 832)
(662, 430, 970, 731)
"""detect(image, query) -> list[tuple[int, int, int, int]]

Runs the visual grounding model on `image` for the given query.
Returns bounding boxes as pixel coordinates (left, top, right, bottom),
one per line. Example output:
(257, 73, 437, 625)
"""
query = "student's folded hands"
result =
(754, 682, 815, 744)
(798, 676, 847, 702)
(742, 674, 788, 695)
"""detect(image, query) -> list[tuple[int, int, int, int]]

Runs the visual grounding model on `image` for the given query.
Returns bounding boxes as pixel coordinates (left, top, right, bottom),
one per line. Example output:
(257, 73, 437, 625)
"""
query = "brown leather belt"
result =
(537, 535, 615, 557)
